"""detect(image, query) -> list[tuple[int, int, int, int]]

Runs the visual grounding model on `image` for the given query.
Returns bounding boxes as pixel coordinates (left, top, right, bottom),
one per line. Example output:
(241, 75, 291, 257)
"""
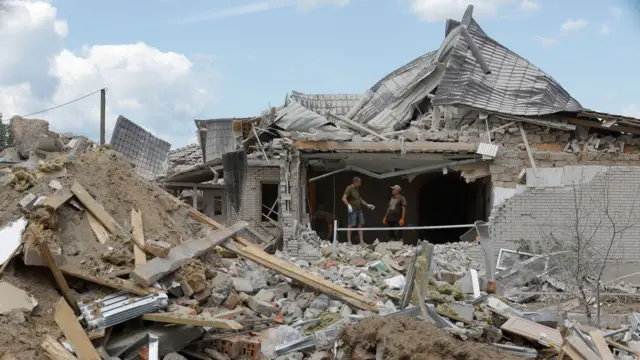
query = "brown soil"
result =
(0, 148, 209, 359)
(0, 264, 63, 360)
(339, 317, 519, 360)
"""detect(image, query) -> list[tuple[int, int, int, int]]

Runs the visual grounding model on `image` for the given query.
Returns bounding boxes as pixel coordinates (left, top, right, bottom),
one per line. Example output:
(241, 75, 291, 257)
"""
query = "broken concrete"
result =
(0, 281, 37, 315)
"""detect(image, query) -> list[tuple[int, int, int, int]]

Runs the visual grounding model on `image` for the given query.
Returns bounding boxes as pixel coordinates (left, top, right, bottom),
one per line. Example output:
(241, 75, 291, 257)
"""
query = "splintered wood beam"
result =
(70, 181, 126, 238)
(54, 298, 101, 360)
(34, 226, 80, 315)
(141, 313, 243, 330)
(131, 208, 147, 267)
(41, 334, 79, 360)
(87, 213, 109, 245)
(60, 265, 155, 296)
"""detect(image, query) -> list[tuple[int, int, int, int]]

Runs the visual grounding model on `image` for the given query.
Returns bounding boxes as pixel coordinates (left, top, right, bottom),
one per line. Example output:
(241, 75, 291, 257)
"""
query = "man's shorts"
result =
(348, 210, 365, 226)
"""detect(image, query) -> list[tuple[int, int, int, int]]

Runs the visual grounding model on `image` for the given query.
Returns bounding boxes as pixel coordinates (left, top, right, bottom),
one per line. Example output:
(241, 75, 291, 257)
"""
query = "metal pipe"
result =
(335, 224, 479, 231)
(331, 219, 338, 257)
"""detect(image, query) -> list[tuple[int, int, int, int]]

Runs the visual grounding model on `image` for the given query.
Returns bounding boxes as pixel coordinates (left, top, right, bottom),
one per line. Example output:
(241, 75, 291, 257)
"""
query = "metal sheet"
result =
(110, 116, 171, 180)
(289, 91, 362, 117)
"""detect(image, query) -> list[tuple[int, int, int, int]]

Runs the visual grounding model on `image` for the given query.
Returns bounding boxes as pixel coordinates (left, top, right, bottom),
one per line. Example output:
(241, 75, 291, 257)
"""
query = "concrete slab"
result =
(0, 281, 37, 315)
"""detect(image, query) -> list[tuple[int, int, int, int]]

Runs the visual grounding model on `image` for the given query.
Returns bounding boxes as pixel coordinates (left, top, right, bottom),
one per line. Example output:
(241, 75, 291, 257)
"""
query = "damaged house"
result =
(162, 5, 640, 266)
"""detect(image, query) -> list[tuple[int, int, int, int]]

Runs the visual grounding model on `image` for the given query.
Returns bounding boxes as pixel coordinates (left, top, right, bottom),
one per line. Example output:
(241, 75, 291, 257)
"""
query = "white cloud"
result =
(561, 18, 589, 34)
(611, 6, 622, 20)
(600, 23, 611, 35)
(410, 0, 516, 23)
(520, 0, 539, 11)
(178, 0, 349, 23)
(0, 1, 218, 147)
(622, 104, 640, 119)
(532, 35, 557, 47)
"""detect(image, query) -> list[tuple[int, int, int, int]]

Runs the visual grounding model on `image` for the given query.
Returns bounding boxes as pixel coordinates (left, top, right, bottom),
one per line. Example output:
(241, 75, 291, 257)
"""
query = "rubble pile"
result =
(166, 144, 203, 177)
(2, 117, 640, 360)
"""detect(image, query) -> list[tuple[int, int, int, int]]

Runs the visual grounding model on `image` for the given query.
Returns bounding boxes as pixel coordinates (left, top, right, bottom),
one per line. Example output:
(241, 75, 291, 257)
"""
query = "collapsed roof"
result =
(269, 5, 584, 135)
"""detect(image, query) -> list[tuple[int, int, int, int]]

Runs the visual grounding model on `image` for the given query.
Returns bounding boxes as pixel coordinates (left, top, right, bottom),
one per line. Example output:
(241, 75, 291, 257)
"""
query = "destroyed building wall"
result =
(203, 119, 235, 162)
(230, 164, 281, 243)
(490, 156, 640, 263)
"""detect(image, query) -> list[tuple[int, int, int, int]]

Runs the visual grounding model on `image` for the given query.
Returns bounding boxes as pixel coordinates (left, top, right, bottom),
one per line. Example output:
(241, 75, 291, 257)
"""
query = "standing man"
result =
(383, 185, 407, 242)
(342, 176, 375, 245)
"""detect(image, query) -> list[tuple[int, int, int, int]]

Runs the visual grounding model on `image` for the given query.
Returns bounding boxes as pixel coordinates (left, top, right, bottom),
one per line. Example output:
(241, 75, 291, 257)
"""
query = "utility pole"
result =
(100, 88, 106, 145)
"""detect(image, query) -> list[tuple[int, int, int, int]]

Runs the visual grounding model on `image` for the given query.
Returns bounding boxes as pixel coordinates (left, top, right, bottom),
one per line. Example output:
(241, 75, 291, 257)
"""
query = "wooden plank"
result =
(604, 338, 640, 357)
(225, 241, 378, 312)
(86, 213, 109, 245)
(500, 316, 563, 348)
(131, 221, 248, 287)
(41, 334, 78, 360)
(565, 333, 600, 360)
(588, 331, 615, 360)
(180, 205, 378, 312)
(44, 187, 73, 211)
(86, 328, 105, 341)
(60, 265, 154, 296)
(566, 118, 640, 136)
(35, 228, 80, 315)
(561, 344, 586, 360)
(130, 208, 147, 267)
(54, 298, 101, 360)
(292, 140, 477, 153)
(142, 313, 243, 330)
(70, 181, 126, 237)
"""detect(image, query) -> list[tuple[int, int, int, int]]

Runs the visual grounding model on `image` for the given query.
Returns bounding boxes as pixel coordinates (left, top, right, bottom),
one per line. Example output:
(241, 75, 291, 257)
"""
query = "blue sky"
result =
(1, 0, 639, 147)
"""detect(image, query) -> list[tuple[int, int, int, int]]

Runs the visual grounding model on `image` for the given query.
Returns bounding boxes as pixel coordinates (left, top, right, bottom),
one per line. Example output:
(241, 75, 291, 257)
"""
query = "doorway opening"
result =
(418, 172, 490, 244)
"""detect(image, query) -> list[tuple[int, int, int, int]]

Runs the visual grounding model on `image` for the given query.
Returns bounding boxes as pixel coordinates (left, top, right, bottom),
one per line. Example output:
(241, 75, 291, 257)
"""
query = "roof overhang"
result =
(162, 158, 279, 184)
(293, 140, 477, 154)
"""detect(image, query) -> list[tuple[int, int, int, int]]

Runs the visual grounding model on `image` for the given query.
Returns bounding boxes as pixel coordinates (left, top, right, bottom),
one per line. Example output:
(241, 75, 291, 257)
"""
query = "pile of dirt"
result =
(338, 317, 519, 360)
(0, 148, 210, 359)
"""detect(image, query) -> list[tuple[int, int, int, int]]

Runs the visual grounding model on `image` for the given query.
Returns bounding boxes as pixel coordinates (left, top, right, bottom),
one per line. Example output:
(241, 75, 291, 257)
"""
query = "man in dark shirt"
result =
(383, 185, 407, 242)
(341, 176, 375, 245)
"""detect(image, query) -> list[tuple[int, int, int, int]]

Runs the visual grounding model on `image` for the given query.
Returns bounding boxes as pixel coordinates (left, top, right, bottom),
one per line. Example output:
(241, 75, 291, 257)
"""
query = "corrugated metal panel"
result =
(271, 102, 339, 132)
(476, 142, 499, 158)
(432, 19, 583, 116)
(289, 91, 363, 117)
(345, 51, 440, 129)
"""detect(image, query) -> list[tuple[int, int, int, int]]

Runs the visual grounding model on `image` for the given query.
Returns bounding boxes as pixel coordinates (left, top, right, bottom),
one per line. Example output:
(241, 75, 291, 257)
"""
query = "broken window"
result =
(213, 195, 223, 216)
(261, 183, 279, 222)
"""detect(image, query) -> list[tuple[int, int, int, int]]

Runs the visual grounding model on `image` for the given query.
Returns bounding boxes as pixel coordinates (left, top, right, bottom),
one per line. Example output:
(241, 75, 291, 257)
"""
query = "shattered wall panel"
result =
(110, 115, 171, 180)
(490, 166, 640, 262)
(205, 119, 234, 162)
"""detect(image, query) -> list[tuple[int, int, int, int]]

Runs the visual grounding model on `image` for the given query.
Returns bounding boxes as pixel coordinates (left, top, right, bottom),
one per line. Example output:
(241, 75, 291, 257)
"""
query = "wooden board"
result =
(130, 208, 147, 267)
(225, 241, 379, 312)
(54, 298, 101, 360)
(587, 331, 614, 360)
(86, 213, 109, 245)
(41, 334, 78, 360)
(35, 229, 79, 315)
(70, 181, 126, 237)
(60, 265, 154, 296)
(44, 187, 74, 211)
(141, 313, 243, 330)
(500, 316, 563, 348)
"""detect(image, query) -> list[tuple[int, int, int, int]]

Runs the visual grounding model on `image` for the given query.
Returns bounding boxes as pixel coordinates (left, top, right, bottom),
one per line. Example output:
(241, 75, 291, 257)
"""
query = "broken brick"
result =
(144, 239, 172, 258)
(222, 293, 239, 310)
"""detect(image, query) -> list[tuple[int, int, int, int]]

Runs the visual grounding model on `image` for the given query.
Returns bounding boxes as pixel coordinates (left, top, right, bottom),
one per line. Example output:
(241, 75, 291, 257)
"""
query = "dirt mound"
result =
(338, 317, 518, 360)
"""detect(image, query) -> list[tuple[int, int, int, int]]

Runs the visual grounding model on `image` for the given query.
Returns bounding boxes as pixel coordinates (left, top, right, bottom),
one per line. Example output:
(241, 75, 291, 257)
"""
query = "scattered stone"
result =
(144, 239, 173, 258)
(101, 248, 128, 266)
(222, 293, 239, 310)
(11, 115, 50, 158)
(247, 296, 275, 316)
(18, 193, 37, 210)
(177, 259, 207, 293)
(295, 292, 313, 310)
(193, 288, 212, 304)
(232, 277, 254, 293)
(303, 307, 323, 319)
(163, 353, 187, 360)
(204, 348, 230, 360)
(349, 256, 367, 267)
(255, 288, 275, 303)
(0, 282, 37, 315)
(309, 294, 330, 311)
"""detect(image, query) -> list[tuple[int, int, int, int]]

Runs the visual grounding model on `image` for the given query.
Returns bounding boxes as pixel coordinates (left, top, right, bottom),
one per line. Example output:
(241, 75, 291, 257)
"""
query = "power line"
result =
(22, 88, 107, 117)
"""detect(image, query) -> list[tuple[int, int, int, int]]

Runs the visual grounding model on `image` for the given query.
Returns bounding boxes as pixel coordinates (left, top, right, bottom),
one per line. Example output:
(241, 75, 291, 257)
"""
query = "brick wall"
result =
(490, 165, 640, 263)
(229, 164, 281, 243)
